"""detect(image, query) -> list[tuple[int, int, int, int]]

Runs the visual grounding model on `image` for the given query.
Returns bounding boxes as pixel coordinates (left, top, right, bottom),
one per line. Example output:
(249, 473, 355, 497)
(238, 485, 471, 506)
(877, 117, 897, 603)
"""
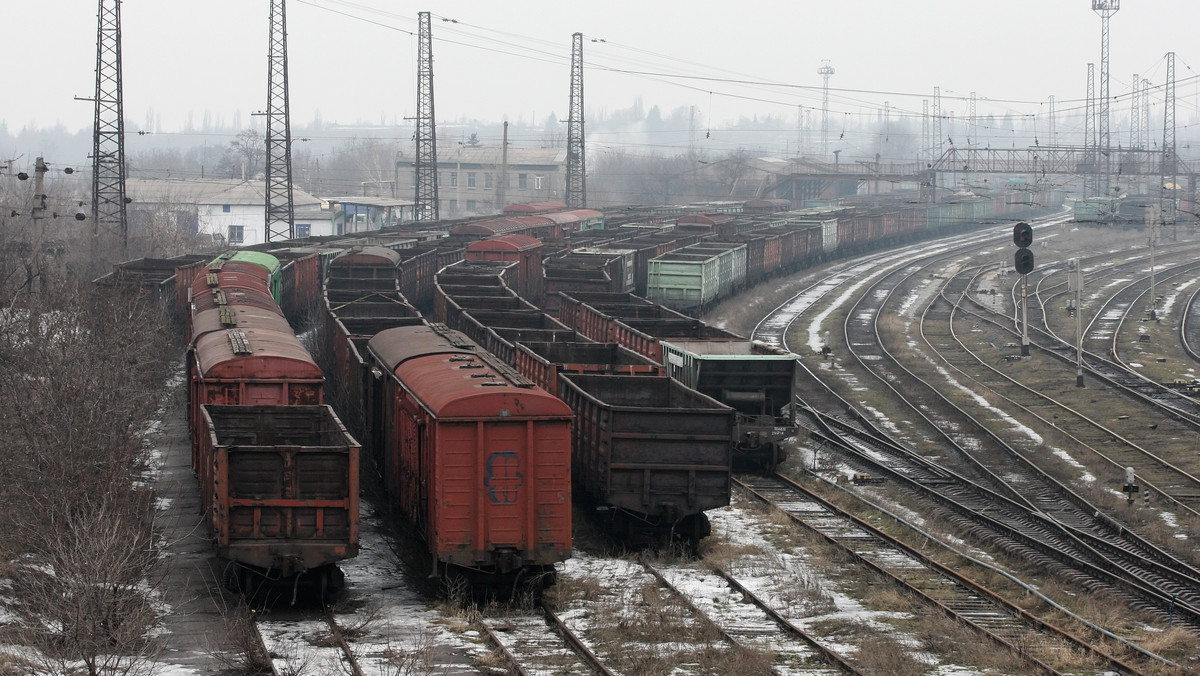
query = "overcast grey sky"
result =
(5, 1, 1199, 148)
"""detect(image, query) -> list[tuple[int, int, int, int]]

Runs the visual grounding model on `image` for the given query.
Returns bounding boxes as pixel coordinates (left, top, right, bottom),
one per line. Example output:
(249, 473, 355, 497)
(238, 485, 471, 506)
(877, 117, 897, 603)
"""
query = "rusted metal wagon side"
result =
(198, 404, 359, 598)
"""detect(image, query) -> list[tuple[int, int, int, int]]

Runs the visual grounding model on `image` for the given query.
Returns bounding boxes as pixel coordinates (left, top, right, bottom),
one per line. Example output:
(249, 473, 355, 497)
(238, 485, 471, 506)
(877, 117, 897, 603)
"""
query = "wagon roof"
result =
(217, 251, 281, 275)
(191, 305, 292, 344)
(192, 325, 320, 377)
(368, 325, 476, 372)
(465, 234, 541, 252)
(190, 269, 273, 298)
(395, 352, 572, 418)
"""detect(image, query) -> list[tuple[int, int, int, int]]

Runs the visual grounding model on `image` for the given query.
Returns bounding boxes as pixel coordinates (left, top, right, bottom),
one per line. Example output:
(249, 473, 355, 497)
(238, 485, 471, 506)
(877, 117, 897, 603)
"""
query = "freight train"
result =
(184, 251, 359, 600)
(320, 246, 572, 593)
(434, 260, 735, 548)
(98, 191, 1065, 594)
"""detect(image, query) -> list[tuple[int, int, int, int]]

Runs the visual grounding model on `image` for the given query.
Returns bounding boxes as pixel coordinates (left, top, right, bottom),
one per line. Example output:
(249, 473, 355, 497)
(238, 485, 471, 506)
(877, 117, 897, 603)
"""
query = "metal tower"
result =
(1084, 63, 1096, 198)
(968, 92, 977, 148)
(92, 0, 128, 248)
(1129, 74, 1142, 149)
(1141, 77, 1151, 154)
(933, 87, 943, 159)
(566, 32, 586, 209)
(264, 0, 295, 242)
(1162, 52, 1177, 224)
(921, 99, 930, 163)
(1049, 95, 1057, 147)
(414, 11, 439, 221)
(1093, 0, 1119, 196)
(818, 60, 834, 156)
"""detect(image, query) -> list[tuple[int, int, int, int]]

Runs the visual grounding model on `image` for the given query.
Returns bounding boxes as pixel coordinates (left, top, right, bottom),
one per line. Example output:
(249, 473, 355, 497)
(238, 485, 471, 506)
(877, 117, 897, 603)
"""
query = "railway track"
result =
(938, 266, 1200, 518)
(753, 225, 1200, 632)
(1181, 280, 1200, 363)
(254, 604, 363, 676)
(735, 473, 1171, 674)
(245, 508, 483, 676)
(858, 255, 1200, 627)
(1001, 250, 1200, 430)
(480, 603, 614, 676)
(646, 559, 851, 674)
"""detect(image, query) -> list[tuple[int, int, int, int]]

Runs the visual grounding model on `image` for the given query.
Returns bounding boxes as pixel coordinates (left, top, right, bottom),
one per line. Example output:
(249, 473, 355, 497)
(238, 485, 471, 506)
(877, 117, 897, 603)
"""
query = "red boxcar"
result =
(367, 324, 573, 585)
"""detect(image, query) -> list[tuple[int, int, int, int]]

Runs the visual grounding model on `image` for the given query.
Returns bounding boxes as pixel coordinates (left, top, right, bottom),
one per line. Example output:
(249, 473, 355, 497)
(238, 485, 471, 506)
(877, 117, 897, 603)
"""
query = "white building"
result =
(125, 178, 329, 247)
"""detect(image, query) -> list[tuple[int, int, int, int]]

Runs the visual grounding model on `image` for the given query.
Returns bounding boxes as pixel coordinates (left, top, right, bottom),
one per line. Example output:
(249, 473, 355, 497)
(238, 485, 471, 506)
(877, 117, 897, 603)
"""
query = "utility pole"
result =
(31, 157, 48, 222)
(92, 0, 128, 250)
(1069, 258, 1084, 387)
(1148, 219, 1158, 320)
(414, 11, 439, 221)
(497, 120, 508, 209)
(566, 32, 586, 209)
(264, 0, 295, 242)
(818, 60, 834, 156)
(1093, 0, 1119, 197)
(796, 105, 803, 158)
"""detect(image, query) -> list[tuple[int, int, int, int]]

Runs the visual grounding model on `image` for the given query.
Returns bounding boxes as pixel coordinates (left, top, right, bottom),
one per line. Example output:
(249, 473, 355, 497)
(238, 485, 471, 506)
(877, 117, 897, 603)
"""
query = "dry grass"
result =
(850, 633, 928, 676)
(1138, 625, 1200, 663)
(914, 611, 1027, 672)
(546, 572, 609, 605)
(861, 584, 916, 613)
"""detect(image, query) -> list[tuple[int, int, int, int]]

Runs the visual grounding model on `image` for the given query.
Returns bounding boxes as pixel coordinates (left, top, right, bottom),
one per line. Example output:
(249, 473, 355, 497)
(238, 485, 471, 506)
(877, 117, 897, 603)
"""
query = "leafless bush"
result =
(377, 625, 452, 676)
(0, 283, 173, 674)
(206, 601, 273, 676)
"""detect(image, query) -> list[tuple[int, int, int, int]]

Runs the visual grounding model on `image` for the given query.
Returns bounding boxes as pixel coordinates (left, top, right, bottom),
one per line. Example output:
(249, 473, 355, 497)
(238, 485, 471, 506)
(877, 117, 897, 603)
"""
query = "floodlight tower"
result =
(264, 0, 295, 242)
(818, 60, 834, 156)
(414, 11, 439, 221)
(566, 32, 586, 208)
(92, 0, 128, 249)
(1093, 0, 1119, 197)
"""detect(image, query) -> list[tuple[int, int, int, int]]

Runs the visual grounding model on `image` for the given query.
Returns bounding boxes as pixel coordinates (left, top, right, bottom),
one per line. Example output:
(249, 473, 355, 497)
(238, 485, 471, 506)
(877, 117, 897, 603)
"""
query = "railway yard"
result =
(6, 197, 1200, 676)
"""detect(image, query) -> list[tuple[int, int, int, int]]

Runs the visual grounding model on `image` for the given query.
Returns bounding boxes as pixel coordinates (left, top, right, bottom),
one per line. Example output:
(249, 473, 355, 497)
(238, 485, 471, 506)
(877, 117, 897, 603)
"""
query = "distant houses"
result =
(124, 178, 418, 248)
(395, 146, 568, 218)
(116, 144, 574, 248)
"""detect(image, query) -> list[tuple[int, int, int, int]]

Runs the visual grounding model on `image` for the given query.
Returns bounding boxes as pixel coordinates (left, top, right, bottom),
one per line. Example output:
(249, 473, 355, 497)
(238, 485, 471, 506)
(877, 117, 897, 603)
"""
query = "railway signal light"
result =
(1014, 248, 1035, 275)
(1013, 221, 1033, 248)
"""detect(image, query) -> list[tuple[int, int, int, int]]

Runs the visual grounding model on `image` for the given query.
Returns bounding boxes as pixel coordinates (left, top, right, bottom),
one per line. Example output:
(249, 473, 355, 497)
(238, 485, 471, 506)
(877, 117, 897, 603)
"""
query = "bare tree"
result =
(217, 129, 266, 179)
(0, 283, 173, 676)
(322, 136, 402, 197)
